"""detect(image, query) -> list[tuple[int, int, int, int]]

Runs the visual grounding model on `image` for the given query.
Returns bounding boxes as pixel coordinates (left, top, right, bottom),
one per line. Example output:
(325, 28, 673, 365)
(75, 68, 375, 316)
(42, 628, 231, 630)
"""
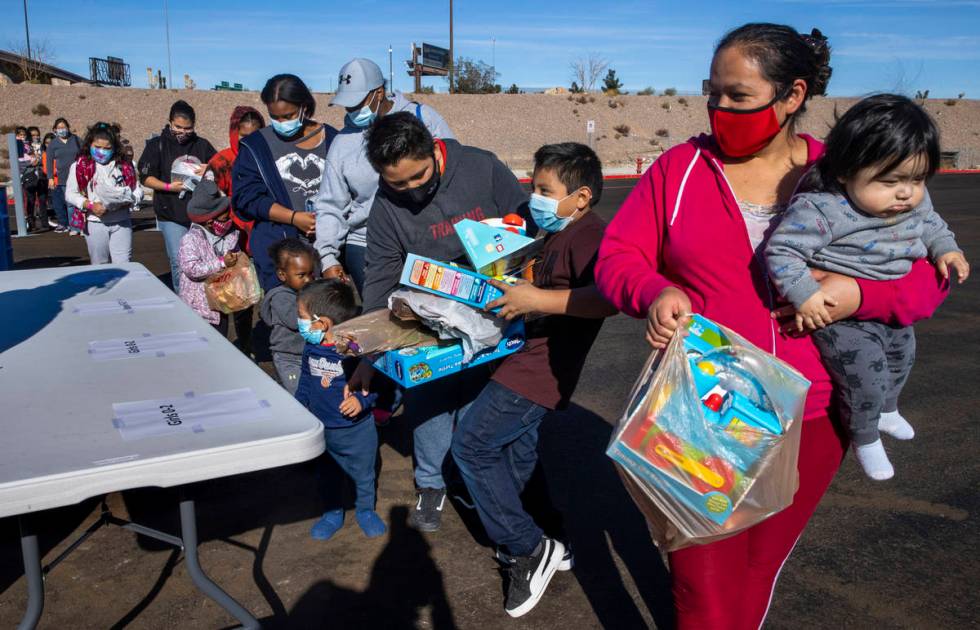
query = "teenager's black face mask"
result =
(380, 155, 440, 208)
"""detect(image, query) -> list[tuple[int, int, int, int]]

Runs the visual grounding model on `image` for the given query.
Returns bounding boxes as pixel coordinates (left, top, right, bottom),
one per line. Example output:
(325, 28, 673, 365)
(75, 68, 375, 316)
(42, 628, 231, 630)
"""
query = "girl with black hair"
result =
(47, 117, 82, 233)
(766, 94, 968, 480)
(66, 122, 143, 264)
(233, 74, 337, 290)
(137, 100, 217, 290)
(598, 24, 950, 627)
(14, 126, 43, 232)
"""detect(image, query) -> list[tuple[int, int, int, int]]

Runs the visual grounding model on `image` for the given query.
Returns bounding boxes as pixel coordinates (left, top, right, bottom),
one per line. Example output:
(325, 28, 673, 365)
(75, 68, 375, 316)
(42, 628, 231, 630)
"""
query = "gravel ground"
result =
(2, 84, 979, 176)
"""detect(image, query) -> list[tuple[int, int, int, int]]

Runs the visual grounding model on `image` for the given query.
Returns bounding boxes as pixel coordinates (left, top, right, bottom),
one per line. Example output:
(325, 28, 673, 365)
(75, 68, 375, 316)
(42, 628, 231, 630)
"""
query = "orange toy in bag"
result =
(205, 255, 263, 313)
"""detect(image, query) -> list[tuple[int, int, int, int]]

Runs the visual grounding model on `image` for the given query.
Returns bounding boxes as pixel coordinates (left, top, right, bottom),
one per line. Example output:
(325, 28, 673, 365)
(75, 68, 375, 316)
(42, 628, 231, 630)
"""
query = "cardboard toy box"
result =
(399, 254, 505, 310)
(454, 218, 542, 277)
(373, 320, 526, 388)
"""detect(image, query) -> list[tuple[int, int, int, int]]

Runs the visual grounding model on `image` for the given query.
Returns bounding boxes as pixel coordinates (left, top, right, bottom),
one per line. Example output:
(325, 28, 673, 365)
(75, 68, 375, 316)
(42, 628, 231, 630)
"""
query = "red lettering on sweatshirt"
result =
(428, 207, 487, 239)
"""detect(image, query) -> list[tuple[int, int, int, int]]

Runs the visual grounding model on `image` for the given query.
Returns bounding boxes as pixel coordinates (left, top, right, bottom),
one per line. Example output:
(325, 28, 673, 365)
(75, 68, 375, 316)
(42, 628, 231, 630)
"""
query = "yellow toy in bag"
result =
(607, 315, 809, 551)
(205, 255, 263, 314)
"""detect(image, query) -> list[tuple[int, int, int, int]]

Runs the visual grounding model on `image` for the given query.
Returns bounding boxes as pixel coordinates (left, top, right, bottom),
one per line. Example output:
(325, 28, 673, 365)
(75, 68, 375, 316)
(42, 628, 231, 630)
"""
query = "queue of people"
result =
(10, 25, 971, 624)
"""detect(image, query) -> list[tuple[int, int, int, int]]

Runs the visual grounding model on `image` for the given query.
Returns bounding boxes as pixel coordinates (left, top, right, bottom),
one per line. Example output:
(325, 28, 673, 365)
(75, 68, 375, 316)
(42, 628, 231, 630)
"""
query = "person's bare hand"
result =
(339, 395, 364, 418)
(223, 251, 239, 267)
(168, 180, 185, 193)
(90, 202, 107, 217)
(292, 212, 316, 236)
(486, 279, 543, 320)
(795, 290, 838, 331)
(322, 264, 350, 283)
(936, 251, 970, 284)
(772, 269, 860, 335)
(646, 287, 691, 348)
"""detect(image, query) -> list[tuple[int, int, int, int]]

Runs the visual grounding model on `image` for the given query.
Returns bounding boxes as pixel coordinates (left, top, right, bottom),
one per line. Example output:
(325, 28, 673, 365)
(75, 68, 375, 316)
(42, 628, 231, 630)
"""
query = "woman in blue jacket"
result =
(233, 74, 337, 290)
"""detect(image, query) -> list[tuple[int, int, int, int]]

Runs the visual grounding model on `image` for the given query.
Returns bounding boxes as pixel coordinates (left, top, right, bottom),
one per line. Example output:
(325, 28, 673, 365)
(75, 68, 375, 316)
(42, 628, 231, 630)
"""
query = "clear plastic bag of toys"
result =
(606, 314, 809, 551)
(204, 255, 263, 314)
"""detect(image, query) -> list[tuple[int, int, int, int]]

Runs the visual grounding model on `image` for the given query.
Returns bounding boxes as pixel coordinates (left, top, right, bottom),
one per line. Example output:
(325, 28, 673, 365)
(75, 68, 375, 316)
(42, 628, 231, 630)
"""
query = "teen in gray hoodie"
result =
(314, 58, 454, 292)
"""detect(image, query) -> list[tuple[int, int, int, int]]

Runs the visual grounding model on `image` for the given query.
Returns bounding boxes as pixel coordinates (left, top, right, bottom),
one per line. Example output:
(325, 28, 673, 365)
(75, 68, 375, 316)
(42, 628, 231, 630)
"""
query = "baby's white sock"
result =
(854, 439, 894, 480)
(878, 410, 915, 440)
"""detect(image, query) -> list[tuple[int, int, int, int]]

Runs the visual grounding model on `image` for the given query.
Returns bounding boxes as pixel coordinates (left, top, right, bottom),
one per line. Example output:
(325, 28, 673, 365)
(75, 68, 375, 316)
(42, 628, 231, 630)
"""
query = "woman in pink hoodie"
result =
(596, 23, 948, 629)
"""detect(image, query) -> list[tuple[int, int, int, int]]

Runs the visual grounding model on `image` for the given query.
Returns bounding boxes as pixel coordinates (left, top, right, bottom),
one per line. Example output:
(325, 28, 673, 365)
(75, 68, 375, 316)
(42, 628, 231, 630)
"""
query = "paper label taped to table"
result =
(88, 331, 209, 361)
(74, 297, 174, 316)
(112, 388, 271, 441)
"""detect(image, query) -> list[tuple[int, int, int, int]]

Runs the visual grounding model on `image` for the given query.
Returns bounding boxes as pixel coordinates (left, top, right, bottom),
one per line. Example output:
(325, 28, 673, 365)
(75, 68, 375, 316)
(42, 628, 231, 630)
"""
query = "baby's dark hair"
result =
(268, 237, 317, 270)
(805, 93, 940, 192)
(298, 279, 358, 326)
(533, 142, 603, 206)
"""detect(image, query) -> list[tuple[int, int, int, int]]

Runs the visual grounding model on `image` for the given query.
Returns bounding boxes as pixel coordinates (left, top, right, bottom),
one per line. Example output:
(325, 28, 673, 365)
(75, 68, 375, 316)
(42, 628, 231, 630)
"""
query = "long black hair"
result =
(169, 100, 196, 124)
(261, 74, 317, 118)
(80, 122, 124, 159)
(715, 23, 831, 127)
(805, 94, 940, 192)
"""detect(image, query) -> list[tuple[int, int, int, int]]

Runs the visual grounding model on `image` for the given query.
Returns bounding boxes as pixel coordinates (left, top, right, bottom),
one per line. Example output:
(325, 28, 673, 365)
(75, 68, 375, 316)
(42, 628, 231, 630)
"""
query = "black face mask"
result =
(380, 156, 441, 209)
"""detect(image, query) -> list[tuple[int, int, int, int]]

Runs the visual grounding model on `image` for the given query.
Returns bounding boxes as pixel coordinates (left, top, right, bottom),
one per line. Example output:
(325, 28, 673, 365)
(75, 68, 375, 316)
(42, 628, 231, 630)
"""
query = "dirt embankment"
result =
(2, 83, 979, 177)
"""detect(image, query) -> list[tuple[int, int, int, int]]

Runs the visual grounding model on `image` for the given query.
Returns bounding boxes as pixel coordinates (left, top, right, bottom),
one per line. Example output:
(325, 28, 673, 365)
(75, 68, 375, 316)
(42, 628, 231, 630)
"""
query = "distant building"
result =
(0, 50, 93, 85)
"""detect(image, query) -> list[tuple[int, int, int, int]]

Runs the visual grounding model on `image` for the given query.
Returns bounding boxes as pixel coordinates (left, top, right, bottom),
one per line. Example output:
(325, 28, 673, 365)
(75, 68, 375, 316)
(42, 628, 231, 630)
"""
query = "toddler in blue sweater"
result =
(295, 279, 384, 540)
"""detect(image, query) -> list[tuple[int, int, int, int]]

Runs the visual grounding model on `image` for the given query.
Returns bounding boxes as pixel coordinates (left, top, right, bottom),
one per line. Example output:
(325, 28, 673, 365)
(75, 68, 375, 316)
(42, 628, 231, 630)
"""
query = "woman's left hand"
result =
(772, 269, 861, 334)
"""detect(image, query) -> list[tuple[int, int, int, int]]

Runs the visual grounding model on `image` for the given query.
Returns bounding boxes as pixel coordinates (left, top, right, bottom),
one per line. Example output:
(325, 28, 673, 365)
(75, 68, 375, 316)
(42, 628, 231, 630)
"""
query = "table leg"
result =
(178, 498, 260, 629)
(17, 516, 44, 630)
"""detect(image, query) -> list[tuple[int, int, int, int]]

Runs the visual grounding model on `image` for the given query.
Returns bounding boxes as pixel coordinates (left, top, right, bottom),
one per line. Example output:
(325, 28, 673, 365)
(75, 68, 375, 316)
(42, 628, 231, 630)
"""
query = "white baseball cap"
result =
(331, 58, 385, 108)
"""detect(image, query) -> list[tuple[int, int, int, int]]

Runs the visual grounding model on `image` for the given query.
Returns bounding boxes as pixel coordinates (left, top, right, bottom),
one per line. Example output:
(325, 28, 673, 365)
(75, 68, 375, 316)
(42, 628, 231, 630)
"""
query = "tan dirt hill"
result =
(2, 84, 979, 178)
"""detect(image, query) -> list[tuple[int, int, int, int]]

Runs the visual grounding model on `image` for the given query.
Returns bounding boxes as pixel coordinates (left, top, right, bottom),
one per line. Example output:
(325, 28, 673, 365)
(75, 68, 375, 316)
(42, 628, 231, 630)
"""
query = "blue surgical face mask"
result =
(297, 317, 325, 345)
(272, 109, 304, 137)
(347, 91, 380, 128)
(55, 128, 69, 138)
(529, 192, 578, 233)
(91, 147, 113, 165)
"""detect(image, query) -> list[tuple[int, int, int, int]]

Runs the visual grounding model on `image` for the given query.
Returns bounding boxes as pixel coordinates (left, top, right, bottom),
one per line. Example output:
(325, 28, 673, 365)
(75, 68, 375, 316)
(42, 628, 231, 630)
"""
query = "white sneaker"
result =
(504, 537, 565, 618)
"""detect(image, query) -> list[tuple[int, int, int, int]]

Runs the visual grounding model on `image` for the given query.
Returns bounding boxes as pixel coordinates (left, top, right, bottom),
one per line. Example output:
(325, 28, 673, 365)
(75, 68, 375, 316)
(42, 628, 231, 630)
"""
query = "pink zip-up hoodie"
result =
(596, 134, 949, 421)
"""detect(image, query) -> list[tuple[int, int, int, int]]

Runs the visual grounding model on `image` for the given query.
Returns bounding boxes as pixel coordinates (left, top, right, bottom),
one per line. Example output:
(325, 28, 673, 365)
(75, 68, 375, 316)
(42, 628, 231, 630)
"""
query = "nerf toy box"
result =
(606, 314, 809, 549)
(400, 254, 505, 310)
(454, 217, 543, 278)
(373, 320, 525, 388)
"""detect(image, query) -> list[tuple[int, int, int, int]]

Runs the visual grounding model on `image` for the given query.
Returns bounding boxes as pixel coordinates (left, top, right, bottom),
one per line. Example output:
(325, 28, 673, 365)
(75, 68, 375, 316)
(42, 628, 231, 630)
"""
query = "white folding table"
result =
(0, 263, 325, 629)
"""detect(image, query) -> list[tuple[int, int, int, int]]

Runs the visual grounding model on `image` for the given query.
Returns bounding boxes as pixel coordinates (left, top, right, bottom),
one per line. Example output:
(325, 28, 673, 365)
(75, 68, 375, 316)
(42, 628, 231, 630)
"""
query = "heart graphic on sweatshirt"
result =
(276, 153, 325, 194)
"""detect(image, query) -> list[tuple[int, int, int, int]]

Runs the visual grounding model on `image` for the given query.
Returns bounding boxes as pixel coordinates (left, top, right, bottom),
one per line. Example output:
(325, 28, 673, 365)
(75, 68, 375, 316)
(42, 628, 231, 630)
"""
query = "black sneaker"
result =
(504, 537, 565, 618)
(409, 487, 446, 532)
(496, 542, 574, 571)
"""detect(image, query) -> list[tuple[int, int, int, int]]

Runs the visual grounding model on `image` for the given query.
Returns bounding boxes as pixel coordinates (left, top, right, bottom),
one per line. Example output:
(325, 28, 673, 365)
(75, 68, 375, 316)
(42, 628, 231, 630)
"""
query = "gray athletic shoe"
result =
(409, 487, 446, 532)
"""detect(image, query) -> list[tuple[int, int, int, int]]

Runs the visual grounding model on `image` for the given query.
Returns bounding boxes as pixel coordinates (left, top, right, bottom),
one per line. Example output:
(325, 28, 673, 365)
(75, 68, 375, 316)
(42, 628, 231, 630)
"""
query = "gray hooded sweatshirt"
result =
(313, 92, 454, 269)
(259, 284, 306, 357)
(766, 190, 960, 308)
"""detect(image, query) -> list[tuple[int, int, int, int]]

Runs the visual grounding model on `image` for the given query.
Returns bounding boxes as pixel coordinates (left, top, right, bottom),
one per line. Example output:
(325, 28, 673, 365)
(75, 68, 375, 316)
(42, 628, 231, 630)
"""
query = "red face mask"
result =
(708, 92, 787, 158)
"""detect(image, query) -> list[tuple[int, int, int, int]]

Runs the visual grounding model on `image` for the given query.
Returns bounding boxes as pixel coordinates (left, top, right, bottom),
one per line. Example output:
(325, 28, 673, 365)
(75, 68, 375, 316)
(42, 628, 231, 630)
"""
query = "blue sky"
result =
(5, 0, 979, 97)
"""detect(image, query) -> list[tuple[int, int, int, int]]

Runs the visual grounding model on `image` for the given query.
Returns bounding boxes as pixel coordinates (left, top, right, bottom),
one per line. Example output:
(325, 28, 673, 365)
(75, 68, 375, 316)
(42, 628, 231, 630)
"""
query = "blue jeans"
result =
(319, 418, 378, 513)
(51, 185, 68, 228)
(402, 366, 491, 490)
(158, 220, 189, 292)
(342, 243, 367, 295)
(451, 380, 548, 557)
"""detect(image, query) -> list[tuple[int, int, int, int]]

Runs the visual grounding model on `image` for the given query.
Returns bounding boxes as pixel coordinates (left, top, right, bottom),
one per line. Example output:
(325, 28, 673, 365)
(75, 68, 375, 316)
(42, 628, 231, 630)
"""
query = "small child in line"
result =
(766, 94, 969, 480)
(177, 179, 248, 339)
(294, 279, 386, 540)
(260, 238, 319, 394)
(450, 142, 617, 617)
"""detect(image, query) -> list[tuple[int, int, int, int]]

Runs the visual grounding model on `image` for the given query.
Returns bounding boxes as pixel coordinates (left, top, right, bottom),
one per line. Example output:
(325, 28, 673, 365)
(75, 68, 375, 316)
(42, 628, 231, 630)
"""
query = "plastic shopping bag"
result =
(606, 314, 808, 551)
(332, 308, 441, 357)
(388, 288, 506, 362)
(205, 255, 263, 314)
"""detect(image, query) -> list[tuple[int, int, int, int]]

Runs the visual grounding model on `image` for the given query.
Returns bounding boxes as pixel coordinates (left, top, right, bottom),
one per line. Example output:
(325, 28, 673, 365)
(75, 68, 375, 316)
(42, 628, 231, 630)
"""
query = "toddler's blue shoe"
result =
(311, 509, 344, 540)
(356, 510, 387, 538)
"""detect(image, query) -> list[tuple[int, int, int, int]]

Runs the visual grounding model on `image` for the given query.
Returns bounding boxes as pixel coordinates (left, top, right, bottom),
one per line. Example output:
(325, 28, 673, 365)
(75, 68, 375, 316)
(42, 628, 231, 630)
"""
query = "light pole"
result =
(491, 36, 495, 82)
(388, 44, 393, 96)
(22, 0, 31, 59)
(164, 0, 173, 89)
(449, 0, 454, 94)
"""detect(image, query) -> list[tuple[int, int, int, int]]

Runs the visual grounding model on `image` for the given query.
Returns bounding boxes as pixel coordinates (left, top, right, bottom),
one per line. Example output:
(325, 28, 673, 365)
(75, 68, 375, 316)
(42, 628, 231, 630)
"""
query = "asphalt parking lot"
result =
(1, 173, 977, 629)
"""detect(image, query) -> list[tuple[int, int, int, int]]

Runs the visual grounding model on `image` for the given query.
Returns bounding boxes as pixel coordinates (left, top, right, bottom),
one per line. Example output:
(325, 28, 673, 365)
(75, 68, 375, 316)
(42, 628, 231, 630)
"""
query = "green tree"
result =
(451, 57, 500, 94)
(570, 81, 584, 94)
(603, 69, 623, 93)
(506, 83, 521, 94)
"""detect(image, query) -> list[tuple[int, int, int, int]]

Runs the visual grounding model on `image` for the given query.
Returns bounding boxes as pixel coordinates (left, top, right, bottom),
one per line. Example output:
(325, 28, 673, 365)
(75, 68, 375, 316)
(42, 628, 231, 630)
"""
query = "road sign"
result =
(421, 43, 450, 70)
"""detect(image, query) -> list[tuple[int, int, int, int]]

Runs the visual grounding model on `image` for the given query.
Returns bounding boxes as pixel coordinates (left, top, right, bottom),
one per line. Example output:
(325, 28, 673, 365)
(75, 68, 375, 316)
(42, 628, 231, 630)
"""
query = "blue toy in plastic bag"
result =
(607, 314, 809, 551)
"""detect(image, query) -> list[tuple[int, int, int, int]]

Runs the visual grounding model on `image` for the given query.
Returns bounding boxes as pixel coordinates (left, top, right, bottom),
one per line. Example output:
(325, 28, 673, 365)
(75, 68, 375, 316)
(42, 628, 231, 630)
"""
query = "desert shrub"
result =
(661, 102, 671, 110)
(678, 97, 688, 106)
(613, 124, 630, 135)
(32, 103, 51, 116)
(663, 87, 677, 96)
(656, 128, 669, 138)
(637, 87, 655, 96)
